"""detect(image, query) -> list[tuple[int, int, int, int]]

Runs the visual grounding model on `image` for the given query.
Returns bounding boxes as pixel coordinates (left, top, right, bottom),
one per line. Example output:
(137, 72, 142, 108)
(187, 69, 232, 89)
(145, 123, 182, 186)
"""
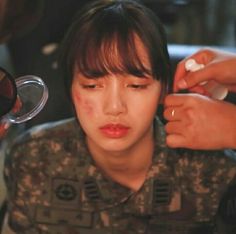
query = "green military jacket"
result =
(4, 118, 236, 234)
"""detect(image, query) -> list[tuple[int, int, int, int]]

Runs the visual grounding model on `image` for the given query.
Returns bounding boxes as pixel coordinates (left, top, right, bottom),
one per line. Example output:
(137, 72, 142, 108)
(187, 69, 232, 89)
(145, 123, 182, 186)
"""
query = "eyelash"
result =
(82, 85, 97, 89)
(82, 84, 148, 89)
(128, 84, 148, 89)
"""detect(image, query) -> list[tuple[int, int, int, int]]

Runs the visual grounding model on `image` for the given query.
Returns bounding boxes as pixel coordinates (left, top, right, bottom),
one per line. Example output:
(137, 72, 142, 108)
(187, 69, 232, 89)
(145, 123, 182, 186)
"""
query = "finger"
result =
(173, 52, 207, 92)
(177, 66, 218, 90)
(174, 49, 215, 91)
(188, 85, 211, 96)
(164, 94, 188, 107)
(163, 107, 181, 121)
(166, 134, 187, 148)
(228, 85, 236, 93)
(173, 61, 188, 92)
(165, 121, 183, 134)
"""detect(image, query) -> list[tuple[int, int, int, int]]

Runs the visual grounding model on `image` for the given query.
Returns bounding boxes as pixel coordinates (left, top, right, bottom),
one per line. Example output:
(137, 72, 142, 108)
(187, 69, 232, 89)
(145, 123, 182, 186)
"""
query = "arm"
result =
(164, 93, 236, 149)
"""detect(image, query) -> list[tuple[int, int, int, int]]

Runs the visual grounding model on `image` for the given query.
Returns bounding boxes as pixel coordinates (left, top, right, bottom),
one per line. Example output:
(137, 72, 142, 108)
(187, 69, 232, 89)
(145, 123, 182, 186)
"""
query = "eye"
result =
(82, 84, 97, 89)
(128, 84, 148, 89)
(81, 82, 105, 90)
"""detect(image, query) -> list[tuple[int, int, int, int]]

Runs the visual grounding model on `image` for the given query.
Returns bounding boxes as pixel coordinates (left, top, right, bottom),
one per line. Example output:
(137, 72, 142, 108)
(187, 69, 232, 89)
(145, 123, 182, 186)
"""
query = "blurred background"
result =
(0, 0, 236, 128)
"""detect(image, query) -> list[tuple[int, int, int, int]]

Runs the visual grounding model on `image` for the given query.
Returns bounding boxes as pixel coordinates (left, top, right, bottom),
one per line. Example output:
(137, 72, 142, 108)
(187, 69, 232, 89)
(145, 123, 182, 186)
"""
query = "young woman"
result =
(3, 0, 236, 233)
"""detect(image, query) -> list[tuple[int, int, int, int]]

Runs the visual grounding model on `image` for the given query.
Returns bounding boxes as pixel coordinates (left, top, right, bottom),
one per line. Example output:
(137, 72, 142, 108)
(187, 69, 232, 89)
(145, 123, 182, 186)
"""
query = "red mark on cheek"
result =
(83, 99, 94, 116)
(74, 91, 94, 117)
(74, 91, 81, 102)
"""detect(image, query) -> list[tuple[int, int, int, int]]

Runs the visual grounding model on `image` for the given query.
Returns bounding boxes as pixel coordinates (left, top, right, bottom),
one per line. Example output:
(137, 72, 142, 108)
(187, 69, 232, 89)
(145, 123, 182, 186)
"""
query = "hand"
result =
(164, 93, 236, 149)
(174, 48, 236, 93)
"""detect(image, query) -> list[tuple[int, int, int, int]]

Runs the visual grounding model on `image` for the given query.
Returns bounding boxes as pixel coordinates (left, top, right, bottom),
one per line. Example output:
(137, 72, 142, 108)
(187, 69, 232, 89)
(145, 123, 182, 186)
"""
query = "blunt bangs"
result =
(61, 0, 171, 97)
(76, 29, 152, 78)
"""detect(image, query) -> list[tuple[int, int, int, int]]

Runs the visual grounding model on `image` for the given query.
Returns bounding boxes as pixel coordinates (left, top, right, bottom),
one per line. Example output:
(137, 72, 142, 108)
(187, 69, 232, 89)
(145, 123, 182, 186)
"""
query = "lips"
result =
(99, 124, 130, 138)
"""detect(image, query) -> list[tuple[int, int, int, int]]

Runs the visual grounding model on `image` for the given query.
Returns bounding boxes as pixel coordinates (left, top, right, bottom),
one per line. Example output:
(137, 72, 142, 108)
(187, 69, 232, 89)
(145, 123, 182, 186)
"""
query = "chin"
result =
(96, 138, 135, 154)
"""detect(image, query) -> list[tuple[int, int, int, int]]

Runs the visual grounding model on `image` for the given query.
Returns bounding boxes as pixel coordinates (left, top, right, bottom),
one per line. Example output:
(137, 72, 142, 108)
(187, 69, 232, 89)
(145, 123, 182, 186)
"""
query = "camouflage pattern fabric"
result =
(3, 118, 236, 234)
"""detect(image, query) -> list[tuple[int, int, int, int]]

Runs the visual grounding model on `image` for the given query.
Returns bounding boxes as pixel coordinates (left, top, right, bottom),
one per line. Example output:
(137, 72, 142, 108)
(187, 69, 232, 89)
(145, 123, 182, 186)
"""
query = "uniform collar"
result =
(80, 117, 173, 212)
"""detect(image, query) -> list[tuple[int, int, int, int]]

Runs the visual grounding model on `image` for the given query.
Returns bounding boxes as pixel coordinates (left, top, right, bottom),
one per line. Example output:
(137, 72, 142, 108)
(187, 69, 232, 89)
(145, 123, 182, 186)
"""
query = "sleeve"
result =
(3, 142, 44, 234)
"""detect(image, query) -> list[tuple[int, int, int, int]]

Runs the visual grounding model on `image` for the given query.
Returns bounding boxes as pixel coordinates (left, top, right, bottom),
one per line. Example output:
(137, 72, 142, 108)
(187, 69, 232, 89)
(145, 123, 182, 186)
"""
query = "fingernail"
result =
(177, 79, 187, 89)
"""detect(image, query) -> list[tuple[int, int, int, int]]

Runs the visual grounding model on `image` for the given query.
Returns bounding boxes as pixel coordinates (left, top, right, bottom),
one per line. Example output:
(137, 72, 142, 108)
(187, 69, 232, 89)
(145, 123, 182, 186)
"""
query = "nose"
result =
(103, 80, 127, 116)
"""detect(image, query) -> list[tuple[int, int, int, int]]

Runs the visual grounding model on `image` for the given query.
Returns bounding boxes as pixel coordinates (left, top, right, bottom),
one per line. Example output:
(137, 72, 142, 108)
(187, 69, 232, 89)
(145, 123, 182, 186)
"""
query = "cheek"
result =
(73, 91, 95, 117)
(136, 92, 160, 113)
(83, 99, 95, 117)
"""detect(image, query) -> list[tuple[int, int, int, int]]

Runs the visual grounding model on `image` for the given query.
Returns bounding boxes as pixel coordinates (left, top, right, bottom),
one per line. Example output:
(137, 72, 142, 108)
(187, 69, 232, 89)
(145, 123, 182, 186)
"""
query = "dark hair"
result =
(60, 0, 172, 100)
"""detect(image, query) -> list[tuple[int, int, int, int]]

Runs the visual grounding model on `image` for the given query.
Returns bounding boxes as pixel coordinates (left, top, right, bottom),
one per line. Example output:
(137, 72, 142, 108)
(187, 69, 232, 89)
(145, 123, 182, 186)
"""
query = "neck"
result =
(87, 128, 155, 191)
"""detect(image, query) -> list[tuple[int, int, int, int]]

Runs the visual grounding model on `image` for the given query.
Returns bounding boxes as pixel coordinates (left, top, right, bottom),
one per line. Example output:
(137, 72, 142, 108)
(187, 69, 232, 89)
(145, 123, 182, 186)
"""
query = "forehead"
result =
(132, 34, 150, 67)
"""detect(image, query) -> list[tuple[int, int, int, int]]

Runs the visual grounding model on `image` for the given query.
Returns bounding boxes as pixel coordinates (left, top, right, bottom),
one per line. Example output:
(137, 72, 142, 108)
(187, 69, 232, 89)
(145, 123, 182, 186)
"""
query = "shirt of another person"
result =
(3, 117, 236, 234)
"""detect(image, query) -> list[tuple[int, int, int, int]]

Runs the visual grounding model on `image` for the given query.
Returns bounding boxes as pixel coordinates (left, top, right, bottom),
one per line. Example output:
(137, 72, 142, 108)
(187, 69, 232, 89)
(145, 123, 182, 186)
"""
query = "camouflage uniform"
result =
(3, 118, 236, 234)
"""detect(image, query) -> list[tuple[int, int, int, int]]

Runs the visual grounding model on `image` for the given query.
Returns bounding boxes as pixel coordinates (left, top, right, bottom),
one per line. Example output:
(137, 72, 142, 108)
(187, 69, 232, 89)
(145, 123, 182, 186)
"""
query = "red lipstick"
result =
(99, 124, 130, 138)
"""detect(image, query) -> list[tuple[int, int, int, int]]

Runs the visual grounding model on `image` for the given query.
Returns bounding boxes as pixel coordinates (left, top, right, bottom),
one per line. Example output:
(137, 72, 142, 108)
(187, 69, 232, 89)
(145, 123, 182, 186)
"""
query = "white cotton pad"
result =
(185, 59, 228, 100)
(185, 59, 205, 72)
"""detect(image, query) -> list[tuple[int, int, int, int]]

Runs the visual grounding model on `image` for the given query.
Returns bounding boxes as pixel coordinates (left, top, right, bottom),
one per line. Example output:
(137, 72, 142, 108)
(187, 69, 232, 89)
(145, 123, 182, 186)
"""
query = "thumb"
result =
(177, 66, 215, 89)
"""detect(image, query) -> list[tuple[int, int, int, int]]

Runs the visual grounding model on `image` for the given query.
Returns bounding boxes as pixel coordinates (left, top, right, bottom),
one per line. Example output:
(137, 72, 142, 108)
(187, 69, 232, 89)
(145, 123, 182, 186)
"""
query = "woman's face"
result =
(71, 37, 161, 155)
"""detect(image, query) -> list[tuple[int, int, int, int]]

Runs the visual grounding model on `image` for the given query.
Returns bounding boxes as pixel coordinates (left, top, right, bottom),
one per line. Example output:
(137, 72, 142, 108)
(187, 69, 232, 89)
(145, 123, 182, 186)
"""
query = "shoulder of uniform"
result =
(175, 148, 236, 163)
(5, 117, 85, 162)
(173, 148, 236, 182)
(13, 117, 77, 143)
(4, 118, 91, 188)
